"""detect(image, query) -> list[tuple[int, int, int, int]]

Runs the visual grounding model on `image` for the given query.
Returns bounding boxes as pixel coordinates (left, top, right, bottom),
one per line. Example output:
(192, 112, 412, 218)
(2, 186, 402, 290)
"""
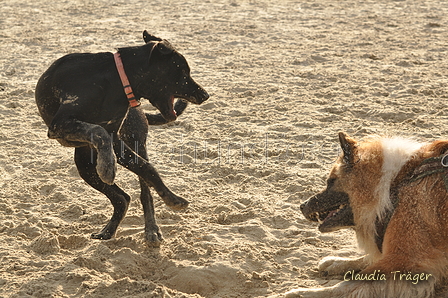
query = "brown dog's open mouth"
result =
(301, 192, 355, 233)
(311, 204, 354, 233)
(309, 204, 348, 224)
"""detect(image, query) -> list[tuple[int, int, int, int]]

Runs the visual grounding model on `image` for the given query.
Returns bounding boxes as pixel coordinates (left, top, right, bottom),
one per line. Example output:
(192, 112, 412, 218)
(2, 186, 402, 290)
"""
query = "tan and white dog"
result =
(286, 132, 448, 298)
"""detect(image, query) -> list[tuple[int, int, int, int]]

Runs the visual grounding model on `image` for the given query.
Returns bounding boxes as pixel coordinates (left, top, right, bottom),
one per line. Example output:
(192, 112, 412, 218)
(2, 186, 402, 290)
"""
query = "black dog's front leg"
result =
(48, 116, 117, 185)
(146, 99, 188, 125)
(113, 139, 189, 210)
(138, 178, 163, 246)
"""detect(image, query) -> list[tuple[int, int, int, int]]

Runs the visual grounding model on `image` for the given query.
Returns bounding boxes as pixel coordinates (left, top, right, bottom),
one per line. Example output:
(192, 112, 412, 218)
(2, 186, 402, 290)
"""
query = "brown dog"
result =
(287, 132, 448, 298)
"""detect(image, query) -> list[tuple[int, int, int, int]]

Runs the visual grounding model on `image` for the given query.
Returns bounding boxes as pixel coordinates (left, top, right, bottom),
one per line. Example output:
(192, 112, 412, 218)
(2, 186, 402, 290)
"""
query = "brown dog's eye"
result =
(326, 178, 336, 188)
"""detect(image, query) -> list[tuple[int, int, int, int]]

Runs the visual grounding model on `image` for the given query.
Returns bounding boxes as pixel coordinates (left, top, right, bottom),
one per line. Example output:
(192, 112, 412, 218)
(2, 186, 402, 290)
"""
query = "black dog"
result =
(35, 31, 209, 246)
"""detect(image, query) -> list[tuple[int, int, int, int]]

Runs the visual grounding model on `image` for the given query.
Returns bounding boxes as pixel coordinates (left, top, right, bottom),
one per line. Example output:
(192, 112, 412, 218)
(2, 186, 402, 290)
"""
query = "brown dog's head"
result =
(300, 132, 358, 233)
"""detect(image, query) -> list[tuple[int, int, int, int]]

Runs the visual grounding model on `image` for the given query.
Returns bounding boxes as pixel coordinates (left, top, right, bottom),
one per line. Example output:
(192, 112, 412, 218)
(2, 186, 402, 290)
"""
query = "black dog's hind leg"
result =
(75, 146, 130, 240)
(113, 138, 189, 211)
(49, 115, 117, 185)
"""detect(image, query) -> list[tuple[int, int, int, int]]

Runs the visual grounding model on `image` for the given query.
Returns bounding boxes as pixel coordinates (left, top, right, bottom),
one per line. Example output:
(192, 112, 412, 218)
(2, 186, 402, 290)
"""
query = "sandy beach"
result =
(1, 0, 448, 297)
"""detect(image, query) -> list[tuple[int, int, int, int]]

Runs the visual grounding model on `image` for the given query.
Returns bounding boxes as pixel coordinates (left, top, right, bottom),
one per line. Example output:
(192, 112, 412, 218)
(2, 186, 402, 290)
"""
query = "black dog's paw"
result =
(96, 151, 117, 185)
(145, 231, 164, 248)
(91, 231, 113, 240)
(162, 194, 189, 211)
(91, 225, 116, 240)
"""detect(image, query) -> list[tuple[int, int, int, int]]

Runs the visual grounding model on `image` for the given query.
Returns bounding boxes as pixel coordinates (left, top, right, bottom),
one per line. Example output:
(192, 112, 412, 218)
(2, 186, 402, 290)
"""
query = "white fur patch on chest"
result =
(375, 137, 424, 220)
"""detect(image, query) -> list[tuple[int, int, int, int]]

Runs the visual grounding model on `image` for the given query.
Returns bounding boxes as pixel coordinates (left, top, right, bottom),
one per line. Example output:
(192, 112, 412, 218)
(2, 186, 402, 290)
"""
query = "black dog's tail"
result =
(145, 99, 188, 125)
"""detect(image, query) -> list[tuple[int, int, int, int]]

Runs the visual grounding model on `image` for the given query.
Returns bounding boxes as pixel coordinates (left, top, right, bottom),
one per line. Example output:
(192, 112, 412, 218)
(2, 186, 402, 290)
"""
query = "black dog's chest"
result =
(99, 116, 125, 132)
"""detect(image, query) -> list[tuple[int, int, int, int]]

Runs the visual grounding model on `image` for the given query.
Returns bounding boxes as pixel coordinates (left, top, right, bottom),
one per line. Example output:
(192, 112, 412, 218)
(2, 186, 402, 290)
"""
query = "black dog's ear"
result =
(338, 132, 357, 166)
(146, 39, 174, 66)
(156, 40, 174, 55)
(143, 30, 162, 43)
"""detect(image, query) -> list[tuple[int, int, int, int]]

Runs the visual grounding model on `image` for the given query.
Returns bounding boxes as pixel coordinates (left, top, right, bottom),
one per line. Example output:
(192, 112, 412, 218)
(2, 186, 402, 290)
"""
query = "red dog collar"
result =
(113, 52, 140, 108)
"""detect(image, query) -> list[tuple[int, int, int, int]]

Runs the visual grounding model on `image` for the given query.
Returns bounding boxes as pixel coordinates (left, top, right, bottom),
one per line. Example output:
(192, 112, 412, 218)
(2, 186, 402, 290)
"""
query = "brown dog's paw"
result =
(285, 287, 332, 298)
(285, 288, 310, 298)
(318, 256, 366, 276)
(96, 151, 117, 185)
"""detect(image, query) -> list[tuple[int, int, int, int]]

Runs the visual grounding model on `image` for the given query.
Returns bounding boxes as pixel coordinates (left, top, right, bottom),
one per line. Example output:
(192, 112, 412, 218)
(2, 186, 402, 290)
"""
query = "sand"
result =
(1, 0, 448, 297)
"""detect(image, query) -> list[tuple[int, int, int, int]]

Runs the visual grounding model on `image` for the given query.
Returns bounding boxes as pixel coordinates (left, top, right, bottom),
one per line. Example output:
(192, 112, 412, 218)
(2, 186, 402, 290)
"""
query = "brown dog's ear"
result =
(143, 30, 162, 43)
(430, 140, 448, 156)
(338, 132, 357, 166)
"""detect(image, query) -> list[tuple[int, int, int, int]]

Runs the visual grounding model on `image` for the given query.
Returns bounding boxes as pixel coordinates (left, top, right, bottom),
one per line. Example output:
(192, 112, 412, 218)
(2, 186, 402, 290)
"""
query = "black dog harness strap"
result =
(375, 188, 400, 253)
(410, 152, 448, 189)
(375, 151, 448, 252)
(113, 52, 141, 108)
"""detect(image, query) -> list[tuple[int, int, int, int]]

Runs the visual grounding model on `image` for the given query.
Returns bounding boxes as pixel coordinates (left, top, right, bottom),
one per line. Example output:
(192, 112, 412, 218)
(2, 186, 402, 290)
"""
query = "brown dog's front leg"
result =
(48, 116, 117, 185)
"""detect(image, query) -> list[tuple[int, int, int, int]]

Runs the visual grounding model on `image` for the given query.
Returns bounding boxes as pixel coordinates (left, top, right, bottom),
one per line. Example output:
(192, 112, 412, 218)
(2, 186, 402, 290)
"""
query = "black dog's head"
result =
(127, 30, 209, 122)
(300, 133, 356, 233)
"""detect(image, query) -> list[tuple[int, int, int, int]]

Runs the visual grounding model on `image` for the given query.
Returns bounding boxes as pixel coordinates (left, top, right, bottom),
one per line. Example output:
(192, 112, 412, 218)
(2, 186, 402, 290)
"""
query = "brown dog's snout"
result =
(299, 201, 306, 213)
(299, 199, 314, 221)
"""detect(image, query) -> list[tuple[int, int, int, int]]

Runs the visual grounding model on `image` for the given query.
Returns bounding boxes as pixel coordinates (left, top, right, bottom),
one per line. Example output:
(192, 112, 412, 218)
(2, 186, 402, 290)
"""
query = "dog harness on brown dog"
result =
(410, 153, 448, 188)
(376, 152, 448, 252)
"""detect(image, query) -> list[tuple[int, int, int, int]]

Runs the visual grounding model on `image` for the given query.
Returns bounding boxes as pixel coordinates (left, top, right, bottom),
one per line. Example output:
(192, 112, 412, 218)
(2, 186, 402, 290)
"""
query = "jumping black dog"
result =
(35, 31, 209, 246)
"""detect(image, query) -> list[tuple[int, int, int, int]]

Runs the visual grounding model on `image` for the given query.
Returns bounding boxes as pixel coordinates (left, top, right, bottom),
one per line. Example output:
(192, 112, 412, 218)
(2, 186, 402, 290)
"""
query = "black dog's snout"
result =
(194, 85, 209, 103)
(201, 89, 210, 102)
(192, 91, 209, 104)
